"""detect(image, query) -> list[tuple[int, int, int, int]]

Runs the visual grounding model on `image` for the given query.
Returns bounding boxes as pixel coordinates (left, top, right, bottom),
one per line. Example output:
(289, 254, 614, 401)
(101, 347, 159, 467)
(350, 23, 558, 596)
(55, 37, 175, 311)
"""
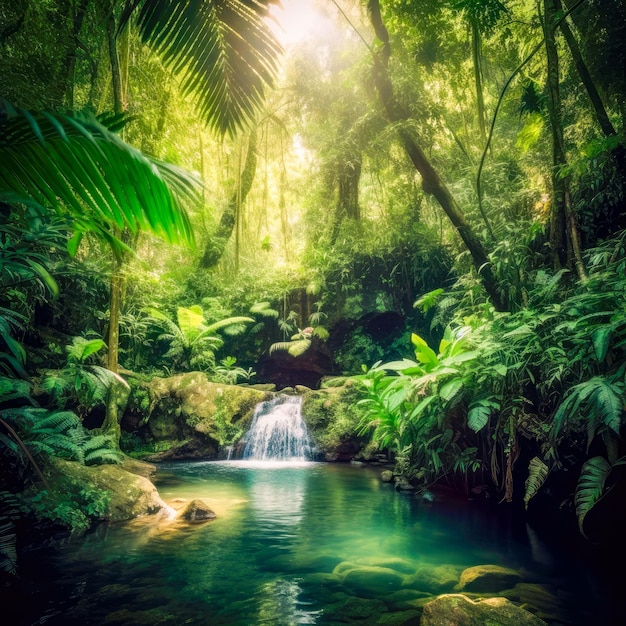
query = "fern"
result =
(0, 492, 19, 576)
(553, 376, 624, 440)
(84, 435, 122, 465)
(575, 456, 612, 537)
(0, 377, 33, 403)
(524, 457, 549, 509)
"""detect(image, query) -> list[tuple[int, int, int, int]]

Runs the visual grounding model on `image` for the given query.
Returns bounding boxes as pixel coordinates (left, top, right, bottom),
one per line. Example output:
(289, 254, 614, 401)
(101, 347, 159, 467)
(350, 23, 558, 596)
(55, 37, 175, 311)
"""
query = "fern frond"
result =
(85, 449, 122, 465)
(250, 302, 279, 318)
(0, 377, 33, 403)
(0, 520, 17, 575)
(33, 410, 81, 433)
(524, 456, 549, 509)
(269, 341, 294, 355)
(575, 456, 612, 537)
(467, 397, 499, 433)
(203, 316, 254, 335)
(288, 339, 312, 357)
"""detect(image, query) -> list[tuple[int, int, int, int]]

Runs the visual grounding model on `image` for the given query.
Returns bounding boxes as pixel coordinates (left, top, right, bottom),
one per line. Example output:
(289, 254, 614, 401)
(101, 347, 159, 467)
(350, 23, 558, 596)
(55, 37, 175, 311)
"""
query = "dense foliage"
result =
(0, 0, 625, 582)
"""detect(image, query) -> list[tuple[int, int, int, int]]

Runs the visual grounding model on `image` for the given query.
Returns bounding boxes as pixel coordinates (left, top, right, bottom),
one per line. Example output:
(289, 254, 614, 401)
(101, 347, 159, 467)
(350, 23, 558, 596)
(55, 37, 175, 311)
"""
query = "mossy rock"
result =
(339, 565, 406, 597)
(126, 373, 272, 459)
(301, 382, 370, 461)
(421, 594, 547, 626)
(457, 564, 524, 593)
(402, 564, 460, 594)
(47, 458, 166, 522)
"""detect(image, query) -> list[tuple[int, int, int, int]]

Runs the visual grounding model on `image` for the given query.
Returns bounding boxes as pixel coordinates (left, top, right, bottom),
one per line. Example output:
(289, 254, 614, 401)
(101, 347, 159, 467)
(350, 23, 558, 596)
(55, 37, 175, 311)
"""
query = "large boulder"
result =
(403, 565, 460, 594)
(457, 564, 524, 593)
(301, 381, 371, 461)
(421, 594, 547, 626)
(47, 458, 166, 522)
(127, 373, 271, 460)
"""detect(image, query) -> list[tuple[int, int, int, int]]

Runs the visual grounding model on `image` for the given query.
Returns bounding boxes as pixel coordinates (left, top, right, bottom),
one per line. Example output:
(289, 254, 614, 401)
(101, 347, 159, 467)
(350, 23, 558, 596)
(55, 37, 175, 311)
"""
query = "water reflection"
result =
(15, 461, 622, 626)
(245, 465, 309, 532)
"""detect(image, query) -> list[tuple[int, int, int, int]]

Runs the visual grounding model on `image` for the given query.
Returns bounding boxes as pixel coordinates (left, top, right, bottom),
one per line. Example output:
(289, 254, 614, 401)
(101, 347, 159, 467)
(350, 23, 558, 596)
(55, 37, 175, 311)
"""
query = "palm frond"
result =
(126, 0, 282, 136)
(203, 316, 254, 335)
(0, 105, 197, 250)
(250, 301, 279, 318)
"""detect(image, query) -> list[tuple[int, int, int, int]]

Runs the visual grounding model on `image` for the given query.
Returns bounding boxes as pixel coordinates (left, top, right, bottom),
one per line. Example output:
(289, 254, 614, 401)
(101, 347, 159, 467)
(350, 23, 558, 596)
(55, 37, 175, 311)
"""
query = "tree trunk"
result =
(200, 129, 258, 268)
(556, 0, 616, 137)
(542, 0, 588, 281)
(331, 153, 362, 243)
(471, 20, 487, 146)
(101, 6, 127, 442)
(367, 0, 507, 311)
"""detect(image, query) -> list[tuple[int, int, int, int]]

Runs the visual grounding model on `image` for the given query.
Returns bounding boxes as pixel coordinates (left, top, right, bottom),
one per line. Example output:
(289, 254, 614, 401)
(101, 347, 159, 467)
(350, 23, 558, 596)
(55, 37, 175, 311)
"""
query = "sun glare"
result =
(268, 0, 331, 47)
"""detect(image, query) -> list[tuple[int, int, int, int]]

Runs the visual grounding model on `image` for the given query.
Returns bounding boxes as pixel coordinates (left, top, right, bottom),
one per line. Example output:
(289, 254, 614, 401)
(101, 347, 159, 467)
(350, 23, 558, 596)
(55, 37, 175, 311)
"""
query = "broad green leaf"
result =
(592, 327, 612, 363)
(66, 231, 83, 257)
(177, 306, 205, 337)
(380, 359, 421, 372)
(575, 456, 612, 536)
(440, 378, 464, 403)
(494, 363, 507, 377)
(411, 333, 438, 368)
(75, 338, 106, 362)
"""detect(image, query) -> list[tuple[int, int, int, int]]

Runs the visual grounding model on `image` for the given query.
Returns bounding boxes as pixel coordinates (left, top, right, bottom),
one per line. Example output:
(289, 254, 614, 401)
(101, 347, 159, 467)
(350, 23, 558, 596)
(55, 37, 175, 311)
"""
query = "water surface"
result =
(18, 461, 622, 625)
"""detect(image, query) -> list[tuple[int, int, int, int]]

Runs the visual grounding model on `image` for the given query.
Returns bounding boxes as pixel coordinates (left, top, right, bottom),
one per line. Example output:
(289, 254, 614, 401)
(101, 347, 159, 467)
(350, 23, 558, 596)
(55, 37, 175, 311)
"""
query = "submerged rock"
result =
(421, 594, 547, 625)
(403, 564, 460, 594)
(457, 564, 524, 592)
(339, 565, 405, 596)
(353, 556, 417, 575)
(178, 499, 216, 522)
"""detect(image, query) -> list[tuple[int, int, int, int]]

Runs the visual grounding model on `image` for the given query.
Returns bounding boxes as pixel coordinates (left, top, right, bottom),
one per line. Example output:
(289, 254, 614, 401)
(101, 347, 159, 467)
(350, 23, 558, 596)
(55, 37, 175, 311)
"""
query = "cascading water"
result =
(241, 396, 311, 461)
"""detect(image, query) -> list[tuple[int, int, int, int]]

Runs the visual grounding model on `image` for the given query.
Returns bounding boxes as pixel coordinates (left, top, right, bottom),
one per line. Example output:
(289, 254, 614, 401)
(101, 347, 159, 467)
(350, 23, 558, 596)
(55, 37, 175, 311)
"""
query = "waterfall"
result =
(242, 396, 311, 462)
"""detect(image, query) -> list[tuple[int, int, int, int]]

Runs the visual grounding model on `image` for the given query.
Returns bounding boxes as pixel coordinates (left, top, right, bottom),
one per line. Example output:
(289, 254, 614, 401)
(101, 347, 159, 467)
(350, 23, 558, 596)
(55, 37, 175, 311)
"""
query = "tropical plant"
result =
(0, 205, 68, 377)
(1, 406, 121, 467)
(147, 305, 253, 371)
(38, 337, 128, 415)
(120, 0, 281, 136)
(212, 356, 256, 385)
(356, 326, 486, 490)
(0, 104, 197, 256)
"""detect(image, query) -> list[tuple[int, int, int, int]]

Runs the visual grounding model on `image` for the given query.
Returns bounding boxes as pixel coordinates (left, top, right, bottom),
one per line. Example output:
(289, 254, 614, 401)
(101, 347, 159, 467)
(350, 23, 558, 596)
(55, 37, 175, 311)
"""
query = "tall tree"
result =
(554, 0, 616, 137)
(200, 128, 258, 268)
(366, 0, 507, 311)
(542, 0, 587, 281)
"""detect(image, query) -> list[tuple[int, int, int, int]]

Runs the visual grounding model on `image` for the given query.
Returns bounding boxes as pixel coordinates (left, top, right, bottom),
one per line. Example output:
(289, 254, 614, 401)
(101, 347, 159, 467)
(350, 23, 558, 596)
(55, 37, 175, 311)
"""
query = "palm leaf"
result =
(575, 456, 612, 536)
(202, 316, 254, 335)
(250, 301, 279, 318)
(524, 456, 549, 509)
(125, 0, 281, 136)
(0, 105, 197, 250)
